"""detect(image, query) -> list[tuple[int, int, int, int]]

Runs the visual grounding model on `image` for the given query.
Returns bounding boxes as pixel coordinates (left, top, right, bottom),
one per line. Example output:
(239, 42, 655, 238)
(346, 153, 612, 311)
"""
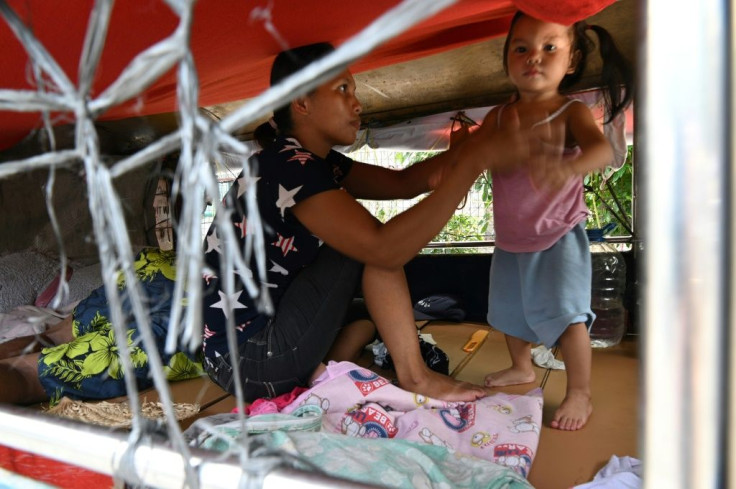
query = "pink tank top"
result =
(491, 100, 589, 252)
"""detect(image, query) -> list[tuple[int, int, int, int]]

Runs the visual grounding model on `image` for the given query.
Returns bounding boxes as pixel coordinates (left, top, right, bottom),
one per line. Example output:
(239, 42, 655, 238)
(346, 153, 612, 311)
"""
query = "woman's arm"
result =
(293, 110, 535, 269)
(341, 146, 457, 201)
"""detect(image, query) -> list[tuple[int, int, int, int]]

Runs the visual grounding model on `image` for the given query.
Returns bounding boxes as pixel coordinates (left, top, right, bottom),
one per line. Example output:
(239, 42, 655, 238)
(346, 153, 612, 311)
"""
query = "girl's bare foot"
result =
(400, 368, 486, 402)
(550, 389, 592, 430)
(484, 367, 536, 387)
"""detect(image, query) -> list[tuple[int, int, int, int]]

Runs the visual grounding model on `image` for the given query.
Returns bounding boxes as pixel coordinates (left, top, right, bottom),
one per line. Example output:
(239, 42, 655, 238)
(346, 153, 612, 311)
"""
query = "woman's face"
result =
(305, 69, 362, 146)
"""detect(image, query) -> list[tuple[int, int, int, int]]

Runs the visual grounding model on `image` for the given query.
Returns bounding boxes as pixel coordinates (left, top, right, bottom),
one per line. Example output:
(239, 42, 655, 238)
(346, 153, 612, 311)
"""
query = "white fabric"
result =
(573, 455, 642, 489)
(0, 305, 67, 344)
(531, 345, 565, 370)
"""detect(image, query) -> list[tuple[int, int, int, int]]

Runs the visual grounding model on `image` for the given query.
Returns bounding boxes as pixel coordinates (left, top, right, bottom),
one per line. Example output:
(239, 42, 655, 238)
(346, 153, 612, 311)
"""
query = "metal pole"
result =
(0, 405, 379, 489)
(641, 0, 730, 487)
(729, 1, 736, 486)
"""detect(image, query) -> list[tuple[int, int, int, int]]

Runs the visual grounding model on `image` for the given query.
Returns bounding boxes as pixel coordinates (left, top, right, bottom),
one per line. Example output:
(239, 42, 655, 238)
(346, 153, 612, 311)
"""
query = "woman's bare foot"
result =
(484, 367, 536, 387)
(399, 368, 486, 402)
(550, 389, 592, 430)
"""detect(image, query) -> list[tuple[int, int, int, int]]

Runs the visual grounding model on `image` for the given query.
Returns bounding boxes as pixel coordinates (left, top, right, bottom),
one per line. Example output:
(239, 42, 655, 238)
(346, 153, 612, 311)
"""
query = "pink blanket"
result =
(282, 361, 543, 478)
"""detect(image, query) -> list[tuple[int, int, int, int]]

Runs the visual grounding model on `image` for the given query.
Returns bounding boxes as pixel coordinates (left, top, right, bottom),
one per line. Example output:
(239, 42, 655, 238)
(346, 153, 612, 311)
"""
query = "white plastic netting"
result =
(0, 0, 458, 487)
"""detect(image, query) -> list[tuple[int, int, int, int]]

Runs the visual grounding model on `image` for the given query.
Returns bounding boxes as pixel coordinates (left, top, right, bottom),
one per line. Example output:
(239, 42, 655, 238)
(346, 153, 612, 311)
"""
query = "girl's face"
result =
(304, 70, 362, 147)
(506, 15, 577, 97)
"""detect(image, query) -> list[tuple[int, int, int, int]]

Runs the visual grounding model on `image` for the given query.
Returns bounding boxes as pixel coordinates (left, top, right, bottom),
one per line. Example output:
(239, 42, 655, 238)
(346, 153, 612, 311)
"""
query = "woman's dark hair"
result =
(254, 42, 335, 148)
(502, 11, 633, 123)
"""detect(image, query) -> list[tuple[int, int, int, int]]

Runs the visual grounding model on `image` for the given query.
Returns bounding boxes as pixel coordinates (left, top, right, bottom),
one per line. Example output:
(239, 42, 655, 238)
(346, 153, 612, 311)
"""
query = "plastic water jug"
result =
(587, 225, 627, 348)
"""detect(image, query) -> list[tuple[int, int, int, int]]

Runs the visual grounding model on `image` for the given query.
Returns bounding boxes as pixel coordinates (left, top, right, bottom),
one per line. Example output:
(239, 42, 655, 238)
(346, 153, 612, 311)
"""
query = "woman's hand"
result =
(527, 119, 569, 191)
(457, 106, 565, 175)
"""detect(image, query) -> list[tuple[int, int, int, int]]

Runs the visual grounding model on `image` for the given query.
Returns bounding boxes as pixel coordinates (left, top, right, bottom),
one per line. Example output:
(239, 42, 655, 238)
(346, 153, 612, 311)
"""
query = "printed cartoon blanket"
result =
(282, 361, 543, 478)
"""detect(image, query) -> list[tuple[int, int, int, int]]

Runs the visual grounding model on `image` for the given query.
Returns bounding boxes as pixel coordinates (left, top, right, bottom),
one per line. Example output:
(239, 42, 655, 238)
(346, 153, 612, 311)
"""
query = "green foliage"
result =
(394, 151, 440, 168)
(584, 146, 634, 236)
(423, 214, 486, 255)
(372, 206, 399, 223)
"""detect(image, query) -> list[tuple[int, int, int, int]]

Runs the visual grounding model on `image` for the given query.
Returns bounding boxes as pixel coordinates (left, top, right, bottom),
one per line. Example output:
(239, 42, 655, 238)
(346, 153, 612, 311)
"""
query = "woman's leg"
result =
(0, 316, 74, 360)
(551, 322, 592, 430)
(217, 246, 363, 401)
(361, 264, 485, 402)
(0, 353, 47, 404)
(0, 316, 70, 403)
(324, 318, 376, 364)
(0, 316, 74, 404)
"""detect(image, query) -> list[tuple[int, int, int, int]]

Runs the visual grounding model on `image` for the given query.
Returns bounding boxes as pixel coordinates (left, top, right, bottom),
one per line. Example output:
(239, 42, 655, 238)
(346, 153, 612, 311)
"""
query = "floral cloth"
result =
(258, 430, 534, 489)
(38, 248, 203, 405)
(283, 361, 544, 478)
(185, 361, 540, 489)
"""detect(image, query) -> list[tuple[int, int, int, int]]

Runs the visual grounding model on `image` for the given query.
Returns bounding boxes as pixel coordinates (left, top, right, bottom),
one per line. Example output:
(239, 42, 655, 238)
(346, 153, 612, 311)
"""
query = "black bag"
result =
(413, 294, 466, 322)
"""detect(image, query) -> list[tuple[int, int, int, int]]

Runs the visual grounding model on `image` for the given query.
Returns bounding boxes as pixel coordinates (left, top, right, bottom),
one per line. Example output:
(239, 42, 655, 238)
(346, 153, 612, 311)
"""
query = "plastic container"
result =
(587, 225, 627, 348)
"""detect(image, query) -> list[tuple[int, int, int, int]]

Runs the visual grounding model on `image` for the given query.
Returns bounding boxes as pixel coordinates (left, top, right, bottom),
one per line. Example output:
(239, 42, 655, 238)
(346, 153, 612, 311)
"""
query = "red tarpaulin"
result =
(0, 0, 615, 152)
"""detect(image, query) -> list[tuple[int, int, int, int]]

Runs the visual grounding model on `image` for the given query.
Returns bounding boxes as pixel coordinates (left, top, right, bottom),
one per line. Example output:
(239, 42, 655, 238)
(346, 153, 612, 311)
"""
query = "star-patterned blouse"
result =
(201, 137, 354, 359)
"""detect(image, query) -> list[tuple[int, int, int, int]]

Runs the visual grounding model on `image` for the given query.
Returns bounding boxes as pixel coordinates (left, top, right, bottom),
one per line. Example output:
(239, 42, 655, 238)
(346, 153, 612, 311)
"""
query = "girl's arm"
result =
(532, 102, 613, 190)
(566, 102, 614, 174)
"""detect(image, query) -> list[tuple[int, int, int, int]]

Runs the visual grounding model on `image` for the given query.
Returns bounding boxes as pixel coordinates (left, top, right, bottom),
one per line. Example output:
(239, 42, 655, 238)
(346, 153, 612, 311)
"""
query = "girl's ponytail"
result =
(563, 21, 634, 124)
(589, 24, 634, 123)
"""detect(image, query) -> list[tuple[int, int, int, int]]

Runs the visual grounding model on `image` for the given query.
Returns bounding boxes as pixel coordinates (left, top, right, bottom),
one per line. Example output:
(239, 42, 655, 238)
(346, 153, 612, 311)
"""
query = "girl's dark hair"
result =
(254, 42, 335, 148)
(502, 11, 633, 123)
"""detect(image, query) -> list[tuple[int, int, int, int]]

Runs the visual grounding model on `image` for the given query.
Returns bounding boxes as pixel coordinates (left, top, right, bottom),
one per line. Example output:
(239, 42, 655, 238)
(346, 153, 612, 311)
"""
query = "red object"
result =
(34, 267, 74, 308)
(0, 444, 114, 488)
(239, 385, 309, 415)
(0, 0, 615, 152)
(513, 0, 614, 25)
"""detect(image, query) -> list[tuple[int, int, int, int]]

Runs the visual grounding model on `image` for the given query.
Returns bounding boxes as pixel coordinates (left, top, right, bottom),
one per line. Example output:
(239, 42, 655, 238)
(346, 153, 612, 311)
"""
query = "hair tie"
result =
(268, 117, 278, 129)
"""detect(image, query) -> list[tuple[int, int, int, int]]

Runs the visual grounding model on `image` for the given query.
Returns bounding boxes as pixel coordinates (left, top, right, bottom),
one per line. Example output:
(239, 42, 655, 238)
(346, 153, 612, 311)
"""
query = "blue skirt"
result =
(487, 223, 595, 347)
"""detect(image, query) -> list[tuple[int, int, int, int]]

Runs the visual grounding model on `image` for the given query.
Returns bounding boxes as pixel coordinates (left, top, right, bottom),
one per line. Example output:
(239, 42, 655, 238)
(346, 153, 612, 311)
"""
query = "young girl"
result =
(483, 12, 633, 430)
(201, 42, 546, 404)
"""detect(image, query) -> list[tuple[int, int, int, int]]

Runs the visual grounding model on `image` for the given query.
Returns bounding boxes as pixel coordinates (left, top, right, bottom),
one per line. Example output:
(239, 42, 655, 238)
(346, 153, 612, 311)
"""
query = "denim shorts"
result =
(204, 246, 362, 402)
(487, 223, 595, 347)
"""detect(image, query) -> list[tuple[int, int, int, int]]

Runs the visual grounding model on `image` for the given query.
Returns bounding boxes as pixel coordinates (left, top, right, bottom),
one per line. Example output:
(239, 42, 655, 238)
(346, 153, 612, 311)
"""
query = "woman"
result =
(202, 42, 544, 403)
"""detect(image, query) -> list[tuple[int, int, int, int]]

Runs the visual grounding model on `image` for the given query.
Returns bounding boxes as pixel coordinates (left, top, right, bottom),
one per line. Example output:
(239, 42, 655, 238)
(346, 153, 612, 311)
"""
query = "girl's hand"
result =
(527, 121, 570, 191)
(529, 154, 574, 191)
